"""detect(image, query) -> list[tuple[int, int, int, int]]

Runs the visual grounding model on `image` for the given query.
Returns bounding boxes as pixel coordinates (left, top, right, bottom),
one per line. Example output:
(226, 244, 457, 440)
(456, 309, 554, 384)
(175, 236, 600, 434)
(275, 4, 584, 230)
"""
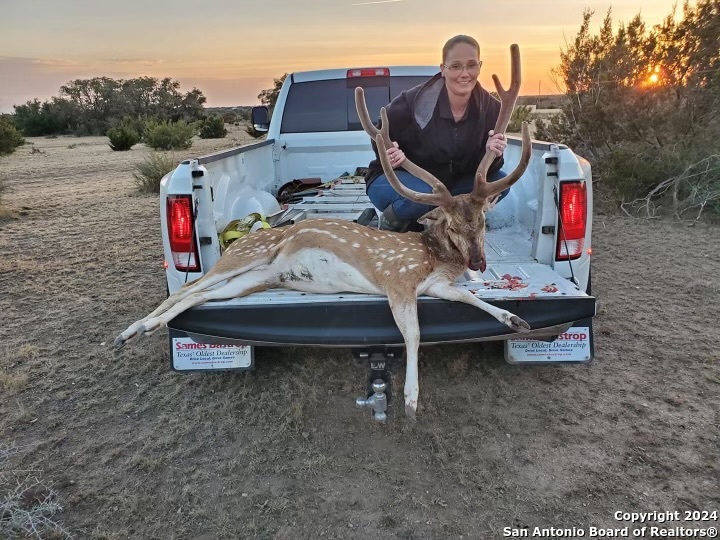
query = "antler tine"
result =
(472, 44, 523, 198)
(473, 121, 531, 200)
(355, 86, 389, 143)
(355, 87, 454, 208)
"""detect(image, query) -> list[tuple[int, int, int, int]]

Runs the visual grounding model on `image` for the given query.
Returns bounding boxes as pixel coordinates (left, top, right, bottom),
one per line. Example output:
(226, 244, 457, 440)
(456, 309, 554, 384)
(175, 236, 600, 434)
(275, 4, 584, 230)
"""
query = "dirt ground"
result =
(1, 128, 718, 539)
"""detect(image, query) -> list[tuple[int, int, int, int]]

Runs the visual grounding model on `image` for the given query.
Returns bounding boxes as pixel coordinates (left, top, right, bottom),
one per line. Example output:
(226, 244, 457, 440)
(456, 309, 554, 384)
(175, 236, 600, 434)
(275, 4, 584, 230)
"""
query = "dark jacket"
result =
(365, 73, 504, 189)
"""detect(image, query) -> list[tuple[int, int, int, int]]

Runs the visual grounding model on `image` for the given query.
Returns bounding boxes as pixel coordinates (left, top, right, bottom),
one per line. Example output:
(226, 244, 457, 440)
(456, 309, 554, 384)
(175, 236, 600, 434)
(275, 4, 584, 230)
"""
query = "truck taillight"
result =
(167, 195, 200, 272)
(556, 181, 587, 261)
(347, 68, 390, 78)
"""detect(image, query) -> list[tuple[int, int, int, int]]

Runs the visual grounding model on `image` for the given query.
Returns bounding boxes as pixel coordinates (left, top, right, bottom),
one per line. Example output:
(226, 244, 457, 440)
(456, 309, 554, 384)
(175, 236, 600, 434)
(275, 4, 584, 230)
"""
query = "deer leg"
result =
(114, 270, 273, 348)
(138, 259, 271, 326)
(115, 259, 272, 348)
(386, 296, 421, 420)
(425, 283, 530, 332)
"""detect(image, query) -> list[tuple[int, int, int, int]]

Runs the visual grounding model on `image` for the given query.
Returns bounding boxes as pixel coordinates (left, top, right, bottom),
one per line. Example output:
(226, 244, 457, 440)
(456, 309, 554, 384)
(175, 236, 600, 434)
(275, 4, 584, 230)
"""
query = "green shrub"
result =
(507, 105, 535, 133)
(114, 116, 147, 139)
(596, 141, 720, 212)
(595, 144, 672, 201)
(198, 115, 227, 139)
(13, 99, 69, 136)
(133, 152, 177, 194)
(143, 120, 194, 151)
(107, 124, 140, 151)
(0, 117, 25, 155)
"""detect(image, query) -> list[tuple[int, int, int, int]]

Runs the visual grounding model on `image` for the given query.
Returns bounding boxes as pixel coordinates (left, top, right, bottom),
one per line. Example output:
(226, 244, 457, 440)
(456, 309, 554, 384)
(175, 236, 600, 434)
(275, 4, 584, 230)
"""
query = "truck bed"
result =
(165, 164, 595, 347)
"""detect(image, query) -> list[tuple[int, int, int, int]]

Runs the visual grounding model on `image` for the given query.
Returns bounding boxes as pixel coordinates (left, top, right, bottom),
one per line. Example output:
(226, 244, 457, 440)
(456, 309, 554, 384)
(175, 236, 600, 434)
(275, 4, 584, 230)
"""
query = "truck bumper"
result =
(167, 296, 596, 347)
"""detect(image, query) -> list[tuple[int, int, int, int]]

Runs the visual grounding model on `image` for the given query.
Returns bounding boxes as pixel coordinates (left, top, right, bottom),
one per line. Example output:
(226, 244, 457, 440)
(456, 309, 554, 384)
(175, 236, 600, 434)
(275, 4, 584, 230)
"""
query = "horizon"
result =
(1, 0, 682, 114)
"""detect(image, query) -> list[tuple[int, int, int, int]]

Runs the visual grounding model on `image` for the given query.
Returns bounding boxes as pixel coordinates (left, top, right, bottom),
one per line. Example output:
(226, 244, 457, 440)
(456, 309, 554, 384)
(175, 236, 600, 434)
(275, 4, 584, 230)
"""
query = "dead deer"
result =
(115, 44, 531, 419)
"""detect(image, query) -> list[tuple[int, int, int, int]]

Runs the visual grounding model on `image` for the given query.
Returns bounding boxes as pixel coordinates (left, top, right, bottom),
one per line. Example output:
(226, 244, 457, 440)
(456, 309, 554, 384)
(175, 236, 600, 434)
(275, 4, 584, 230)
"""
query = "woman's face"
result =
(441, 42, 481, 99)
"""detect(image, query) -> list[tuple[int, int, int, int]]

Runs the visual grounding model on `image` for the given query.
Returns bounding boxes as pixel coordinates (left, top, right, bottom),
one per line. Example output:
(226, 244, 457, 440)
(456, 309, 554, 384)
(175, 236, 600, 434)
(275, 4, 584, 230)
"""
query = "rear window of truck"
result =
(280, 76, 433, 134)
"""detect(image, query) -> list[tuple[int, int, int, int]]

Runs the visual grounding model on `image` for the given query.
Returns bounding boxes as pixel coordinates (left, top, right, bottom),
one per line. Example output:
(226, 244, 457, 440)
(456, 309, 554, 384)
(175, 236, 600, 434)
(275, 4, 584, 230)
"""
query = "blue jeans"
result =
(367, 169, 509, 222)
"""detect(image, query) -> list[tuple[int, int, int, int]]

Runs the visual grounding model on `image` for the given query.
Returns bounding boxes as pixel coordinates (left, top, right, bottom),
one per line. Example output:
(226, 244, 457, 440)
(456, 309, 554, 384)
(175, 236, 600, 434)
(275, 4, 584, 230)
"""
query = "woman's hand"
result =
(486, 130, 507, 157)
(386, 141, 406, 169)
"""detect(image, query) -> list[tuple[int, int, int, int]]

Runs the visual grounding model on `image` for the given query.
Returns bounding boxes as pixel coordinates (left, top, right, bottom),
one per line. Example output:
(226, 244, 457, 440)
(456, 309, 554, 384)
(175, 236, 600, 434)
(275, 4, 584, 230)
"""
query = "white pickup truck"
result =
(158, 65, 595, 400)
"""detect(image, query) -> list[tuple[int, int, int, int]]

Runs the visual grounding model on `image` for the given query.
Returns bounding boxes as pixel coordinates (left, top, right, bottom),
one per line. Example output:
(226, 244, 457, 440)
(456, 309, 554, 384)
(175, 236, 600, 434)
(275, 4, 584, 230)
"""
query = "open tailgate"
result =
(166, 260, 594, 347)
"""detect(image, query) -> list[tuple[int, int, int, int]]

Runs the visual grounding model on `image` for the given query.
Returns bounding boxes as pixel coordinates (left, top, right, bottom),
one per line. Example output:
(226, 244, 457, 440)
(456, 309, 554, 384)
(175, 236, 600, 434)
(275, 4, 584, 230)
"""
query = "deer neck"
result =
(420, 228, 467, 273)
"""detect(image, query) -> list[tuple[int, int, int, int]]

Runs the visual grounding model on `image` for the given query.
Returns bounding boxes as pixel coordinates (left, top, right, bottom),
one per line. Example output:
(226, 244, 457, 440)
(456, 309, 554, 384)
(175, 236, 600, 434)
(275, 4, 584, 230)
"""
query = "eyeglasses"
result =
(442, 61, 482, 73)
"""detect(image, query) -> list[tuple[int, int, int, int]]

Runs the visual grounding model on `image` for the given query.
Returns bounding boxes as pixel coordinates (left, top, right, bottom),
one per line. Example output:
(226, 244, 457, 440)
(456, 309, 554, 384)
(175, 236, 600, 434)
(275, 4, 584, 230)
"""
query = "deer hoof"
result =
(114, 333, 132, 349)
(405, 401, 418, 421)
(510, 316, 531, 332)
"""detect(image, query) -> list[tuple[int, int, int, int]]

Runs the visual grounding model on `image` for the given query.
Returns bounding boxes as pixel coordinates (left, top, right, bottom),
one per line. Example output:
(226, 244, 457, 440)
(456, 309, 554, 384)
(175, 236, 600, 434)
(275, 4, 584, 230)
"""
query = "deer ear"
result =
(417, 207, 446, 227)
(483, 195, 498, 212)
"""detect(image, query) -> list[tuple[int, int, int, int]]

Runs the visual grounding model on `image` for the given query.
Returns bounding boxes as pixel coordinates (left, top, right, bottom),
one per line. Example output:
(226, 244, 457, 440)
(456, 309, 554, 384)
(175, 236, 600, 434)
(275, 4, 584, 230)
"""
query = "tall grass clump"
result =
(198, 115, 227, 139)
(133, 152, 177, 194)
(143, 120, 194, 151)
(0, 117, 25, 156)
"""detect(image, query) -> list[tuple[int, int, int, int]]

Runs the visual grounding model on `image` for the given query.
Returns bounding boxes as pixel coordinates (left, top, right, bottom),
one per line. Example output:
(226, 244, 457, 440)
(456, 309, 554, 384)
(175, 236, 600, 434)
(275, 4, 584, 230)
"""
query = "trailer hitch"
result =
(356, 379, 388, 422)
(353, 347, 404, 423)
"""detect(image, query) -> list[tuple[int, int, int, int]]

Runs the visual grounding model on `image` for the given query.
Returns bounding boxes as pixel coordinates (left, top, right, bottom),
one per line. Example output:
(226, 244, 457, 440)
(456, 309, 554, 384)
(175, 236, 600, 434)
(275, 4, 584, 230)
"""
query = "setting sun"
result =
(647, 65, 662, 85)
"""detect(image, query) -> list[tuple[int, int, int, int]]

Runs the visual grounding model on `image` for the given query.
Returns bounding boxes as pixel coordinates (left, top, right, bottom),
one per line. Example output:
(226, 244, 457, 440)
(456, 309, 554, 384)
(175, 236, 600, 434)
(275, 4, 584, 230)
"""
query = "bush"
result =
(595, 134, 720, 216)
(1, 443, 71, 538)
(73, 118, 109, 137)
(133, 152, 177, 194)
(235, 108, 251, 123)
(119, 116, 149, 139)
(13, 99, 70, 136)
(595, 143, 682, 201)
(107, 124, 140, 151)
(507, 105, 535, 133)
(143, 120, 194, 150)
(0, 117, 25, 155)
(198, 115, 227, 139)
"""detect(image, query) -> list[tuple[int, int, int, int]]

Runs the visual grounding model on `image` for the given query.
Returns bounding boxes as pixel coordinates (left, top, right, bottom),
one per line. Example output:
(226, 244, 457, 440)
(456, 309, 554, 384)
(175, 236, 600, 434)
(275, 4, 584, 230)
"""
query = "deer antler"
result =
(472, 44, 529, 200)
(355, 87, 455, 208)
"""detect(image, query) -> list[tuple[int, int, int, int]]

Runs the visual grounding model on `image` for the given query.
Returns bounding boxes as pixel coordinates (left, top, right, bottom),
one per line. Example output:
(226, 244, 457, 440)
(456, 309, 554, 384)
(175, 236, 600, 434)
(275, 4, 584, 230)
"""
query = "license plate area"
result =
(505, 323, 593, 364)
(169, 329, 254, 372)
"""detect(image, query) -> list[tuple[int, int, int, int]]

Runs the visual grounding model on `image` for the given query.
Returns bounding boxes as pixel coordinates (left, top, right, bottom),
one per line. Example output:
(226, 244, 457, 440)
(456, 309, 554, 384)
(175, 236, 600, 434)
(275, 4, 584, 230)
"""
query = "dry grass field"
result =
(1, 127, 718, 539)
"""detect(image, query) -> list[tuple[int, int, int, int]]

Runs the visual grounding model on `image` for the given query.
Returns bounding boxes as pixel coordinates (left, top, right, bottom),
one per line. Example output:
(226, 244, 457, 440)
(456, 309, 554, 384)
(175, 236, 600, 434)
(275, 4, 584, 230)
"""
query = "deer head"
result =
(355, 44, 531, 272)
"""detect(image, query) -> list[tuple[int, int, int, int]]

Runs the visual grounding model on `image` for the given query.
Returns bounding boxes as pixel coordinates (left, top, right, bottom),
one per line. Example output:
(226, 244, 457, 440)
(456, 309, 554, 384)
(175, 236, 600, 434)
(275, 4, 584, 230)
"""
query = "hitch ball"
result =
(356, 378, 388, 422)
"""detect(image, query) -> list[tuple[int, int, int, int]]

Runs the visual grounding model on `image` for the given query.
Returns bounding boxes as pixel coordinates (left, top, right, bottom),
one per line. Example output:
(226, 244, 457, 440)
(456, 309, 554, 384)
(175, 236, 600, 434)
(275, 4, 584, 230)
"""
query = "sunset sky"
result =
(1, 0, 681, 113)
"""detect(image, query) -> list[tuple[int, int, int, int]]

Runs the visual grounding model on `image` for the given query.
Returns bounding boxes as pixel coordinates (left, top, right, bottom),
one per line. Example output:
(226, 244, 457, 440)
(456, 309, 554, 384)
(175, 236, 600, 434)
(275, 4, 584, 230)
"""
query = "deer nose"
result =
(468, 245, 486, 273)
(468, 257, 486, 273)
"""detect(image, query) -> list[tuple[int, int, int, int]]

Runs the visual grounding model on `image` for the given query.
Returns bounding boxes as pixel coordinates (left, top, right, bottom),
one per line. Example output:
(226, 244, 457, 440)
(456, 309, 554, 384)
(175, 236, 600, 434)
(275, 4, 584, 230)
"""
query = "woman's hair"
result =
(442, 35, 480, 62)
